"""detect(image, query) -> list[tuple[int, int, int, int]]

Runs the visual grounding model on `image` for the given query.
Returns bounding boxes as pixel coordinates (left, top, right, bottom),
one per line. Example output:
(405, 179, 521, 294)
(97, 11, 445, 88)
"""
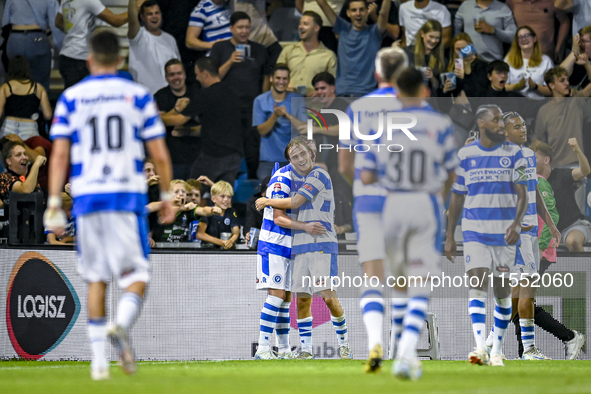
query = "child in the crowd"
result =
(46, 192, 75, 245)
(197, 181, 240, 249)
(151, 180, 221, 243)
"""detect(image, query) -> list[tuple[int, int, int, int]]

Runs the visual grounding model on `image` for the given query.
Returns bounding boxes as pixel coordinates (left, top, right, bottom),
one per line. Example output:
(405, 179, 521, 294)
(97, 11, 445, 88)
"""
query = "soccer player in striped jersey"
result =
(254, 156, 327, 360)
(483, 112, 560, 360)
(256, 138, 351, 360)
(186, 0, 232, 53)
(44, 29, 174, 380)
(445, 104, 529, 367)
(360, 68, 458, 380)
(337, 46, 408, 372)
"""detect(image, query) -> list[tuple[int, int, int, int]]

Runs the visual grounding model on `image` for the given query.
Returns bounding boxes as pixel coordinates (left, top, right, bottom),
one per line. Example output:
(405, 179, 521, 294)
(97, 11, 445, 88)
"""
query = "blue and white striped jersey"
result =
(292, 166, 338, 255)
(363, 105, 458, 194)
(339, 87, 401, 214)
(452, 140, 528, 246)
(50, 75, 165, 217)
(189, 0, 232, 43)
(257, 164, 305, 258)
(521, 147, 538, 237)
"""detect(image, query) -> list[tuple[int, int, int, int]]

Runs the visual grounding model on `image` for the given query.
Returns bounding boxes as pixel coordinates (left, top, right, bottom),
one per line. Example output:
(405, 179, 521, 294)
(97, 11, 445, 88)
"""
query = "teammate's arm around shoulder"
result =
(255, 194, 307, 211)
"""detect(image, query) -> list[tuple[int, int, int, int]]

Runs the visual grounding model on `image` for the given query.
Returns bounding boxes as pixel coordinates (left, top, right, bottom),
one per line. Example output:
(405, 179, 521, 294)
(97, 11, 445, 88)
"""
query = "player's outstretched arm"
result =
(535, 184, 561, 247)
(444, 191, 465, 262)
(505, 183, 528, 245)
(273, 208, 326, 235)
(255, 194, 307, 211)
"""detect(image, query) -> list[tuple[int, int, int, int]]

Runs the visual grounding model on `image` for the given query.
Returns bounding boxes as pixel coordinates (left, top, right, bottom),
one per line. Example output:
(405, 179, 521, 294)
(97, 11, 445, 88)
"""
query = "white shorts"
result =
(512, 234, 539, 275)
(463, 242, 516, 277)
(561, 219, 591, 245)
(292, 252, 338, 295)
(76, 212, 150, 288)
(256, 253, 292, 291)
(382, 193, 442, 279)
(355, 211, 385, 264)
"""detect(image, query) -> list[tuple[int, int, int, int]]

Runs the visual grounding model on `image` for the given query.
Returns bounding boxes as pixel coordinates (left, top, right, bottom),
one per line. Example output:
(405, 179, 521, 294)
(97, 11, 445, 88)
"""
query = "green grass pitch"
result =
(1, 360, 590, 393)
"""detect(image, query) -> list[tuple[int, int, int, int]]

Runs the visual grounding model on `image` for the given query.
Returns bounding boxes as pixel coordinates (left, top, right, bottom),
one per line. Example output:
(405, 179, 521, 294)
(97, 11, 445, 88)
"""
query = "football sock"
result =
(468, 289, 487, 350)
(520, 318, 535, 352)
(116, 292, 142, 329)
(491, 297, 512, 355)
(297, 316, 313, 353)
(397, 297, 428, 360)
(276, 301, 291, 353)
(88, 318, 108, 371)
(485, 326, 495, 348)
(331, 313, 348, 347)
(360, 287, 384, 351)
(257, 295, 283, 353)
(391, 290, 408, 356)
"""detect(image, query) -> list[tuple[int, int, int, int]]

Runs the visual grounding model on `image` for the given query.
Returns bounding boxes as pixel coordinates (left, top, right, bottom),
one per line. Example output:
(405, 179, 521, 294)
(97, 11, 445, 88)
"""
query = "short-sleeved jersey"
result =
(292, 166, 338, 255)
(257, 164, 305, 258)
(363, 105, 458, 194)
(50, 75, 165, 217)
(521, 147, 538, 237)
(188, 0, 232, 42)
(452, 140, 528, 246)
(339, 87, 401, 214)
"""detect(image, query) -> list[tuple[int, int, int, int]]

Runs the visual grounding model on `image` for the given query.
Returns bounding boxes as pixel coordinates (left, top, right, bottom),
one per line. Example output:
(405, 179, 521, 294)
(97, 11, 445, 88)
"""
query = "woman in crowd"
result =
(505, 26, 553, 98)
(2, 0, 58, 92)
(440, 32, 488, 97)
(403, 20, 446, 92)
(0, 56, 52, 140)
(561, 26, 591, 91)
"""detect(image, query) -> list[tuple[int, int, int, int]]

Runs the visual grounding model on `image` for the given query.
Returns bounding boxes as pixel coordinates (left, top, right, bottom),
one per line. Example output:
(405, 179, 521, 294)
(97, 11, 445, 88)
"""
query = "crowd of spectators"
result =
(0, 0, 590, 250)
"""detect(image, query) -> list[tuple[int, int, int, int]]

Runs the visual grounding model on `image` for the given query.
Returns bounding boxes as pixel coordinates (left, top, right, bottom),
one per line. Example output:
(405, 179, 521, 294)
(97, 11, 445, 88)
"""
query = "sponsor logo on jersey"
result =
(499, 157, 511, 168)
(6, 252, 80, 360)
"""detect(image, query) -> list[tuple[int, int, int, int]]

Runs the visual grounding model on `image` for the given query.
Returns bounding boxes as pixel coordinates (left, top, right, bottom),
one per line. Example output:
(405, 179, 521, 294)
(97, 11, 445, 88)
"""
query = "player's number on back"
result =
(89, 115, 124, 153)
(387, 150, 426, 185)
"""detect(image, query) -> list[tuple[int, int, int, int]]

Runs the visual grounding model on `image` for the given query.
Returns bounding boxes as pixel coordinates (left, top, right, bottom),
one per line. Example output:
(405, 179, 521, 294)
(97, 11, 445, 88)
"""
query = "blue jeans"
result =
(7, 31, 52, 92)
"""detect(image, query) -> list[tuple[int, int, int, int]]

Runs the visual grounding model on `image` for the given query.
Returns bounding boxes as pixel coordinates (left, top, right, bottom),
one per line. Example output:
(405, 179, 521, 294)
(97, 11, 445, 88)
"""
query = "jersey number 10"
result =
(89, 115, 124, 153)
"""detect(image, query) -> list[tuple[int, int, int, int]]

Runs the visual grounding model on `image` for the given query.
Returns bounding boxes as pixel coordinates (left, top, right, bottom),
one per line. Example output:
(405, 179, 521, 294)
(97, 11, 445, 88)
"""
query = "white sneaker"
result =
(107, 324, 136, 375)
(295, 350, 314, 360)
(91, 366, 110, 381)
(254, 350, 278, 360)
(565, 330, 586, 360)
(522, 347, 551, 360)
(468, 349, 491, 366)
(277, 350, 298, 360)
(392, 357, 422, 380)
(339, 345, 353, 359)
(490, 353, 505, 367)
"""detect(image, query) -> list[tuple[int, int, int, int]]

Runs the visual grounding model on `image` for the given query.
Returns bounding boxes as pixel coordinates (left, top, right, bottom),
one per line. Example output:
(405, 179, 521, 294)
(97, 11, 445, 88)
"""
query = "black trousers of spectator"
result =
(59, 55, 90, 89)
(189, 151, 242, 190)
(241, 107, 260, 179)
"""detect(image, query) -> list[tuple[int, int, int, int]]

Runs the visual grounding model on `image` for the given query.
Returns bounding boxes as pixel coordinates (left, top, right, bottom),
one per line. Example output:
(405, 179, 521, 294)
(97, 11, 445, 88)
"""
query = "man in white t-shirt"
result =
(128, 0, 181, 94)
(399, 0, 451, 46)
(55, 0, 128, 88)
(554, 0, 591, 37)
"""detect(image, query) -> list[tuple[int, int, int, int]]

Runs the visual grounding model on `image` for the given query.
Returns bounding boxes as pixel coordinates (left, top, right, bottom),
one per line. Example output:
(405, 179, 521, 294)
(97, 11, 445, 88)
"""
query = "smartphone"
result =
(455, 58, 464, 72)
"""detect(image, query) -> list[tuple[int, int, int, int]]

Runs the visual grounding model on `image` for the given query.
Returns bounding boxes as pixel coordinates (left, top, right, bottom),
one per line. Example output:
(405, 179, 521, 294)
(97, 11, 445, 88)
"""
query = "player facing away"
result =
(44, 29, 174, 380)
(361, 68, 458, 380)
(484, 112, 560, 360)
(254, 158, 327, 360)
(256, 138, 351, 359)
(445, 104, 529, 367)
(337, 46, 408, 373)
